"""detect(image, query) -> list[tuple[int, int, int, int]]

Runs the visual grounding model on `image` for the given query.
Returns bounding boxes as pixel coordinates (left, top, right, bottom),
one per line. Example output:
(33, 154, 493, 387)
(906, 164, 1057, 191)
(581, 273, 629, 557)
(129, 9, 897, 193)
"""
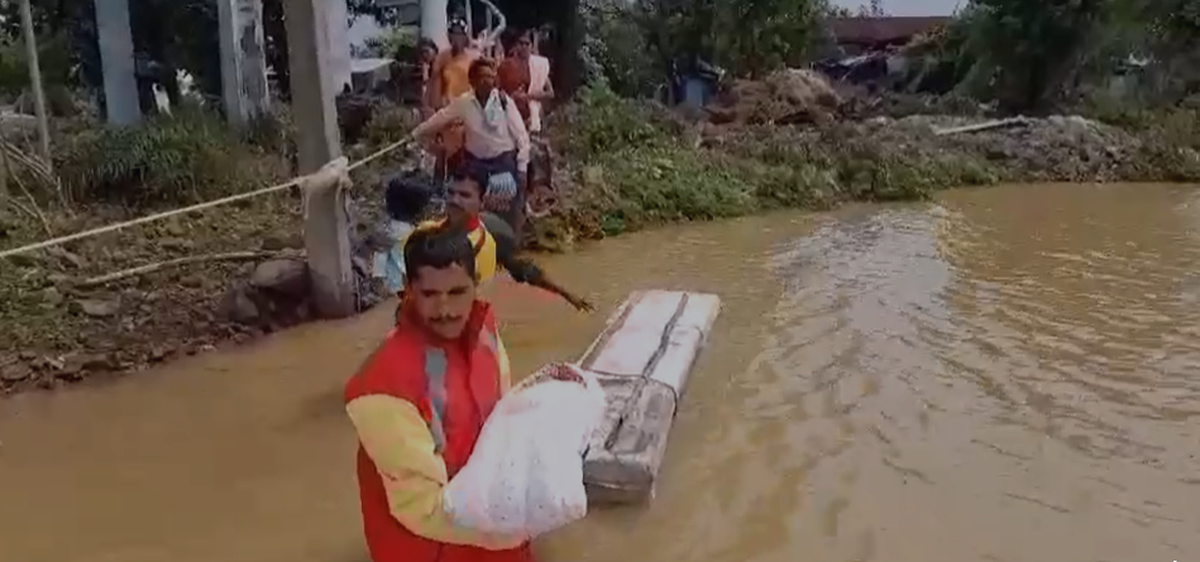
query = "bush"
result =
(580, 0, 661, 97)
(584, 145, 758, 233)
(243, 104, 297, 157)
(534, 73, 1200, 251)
(56, 109, 286, 207)
(552, 85, 673, 161)
(360, 99, 420, 148)
(0, 32, 73, 100)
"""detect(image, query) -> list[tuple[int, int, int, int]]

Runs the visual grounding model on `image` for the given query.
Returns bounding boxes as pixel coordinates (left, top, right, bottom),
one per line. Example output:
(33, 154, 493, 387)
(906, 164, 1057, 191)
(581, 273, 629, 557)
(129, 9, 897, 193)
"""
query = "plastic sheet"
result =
(444, 364, 606, 537)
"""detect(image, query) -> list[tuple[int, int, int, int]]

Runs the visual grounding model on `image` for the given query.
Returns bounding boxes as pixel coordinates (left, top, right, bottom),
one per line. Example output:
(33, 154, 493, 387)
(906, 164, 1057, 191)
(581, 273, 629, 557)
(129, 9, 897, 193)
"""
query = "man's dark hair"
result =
(403, 222, 477, 282)
(449, 163, 486, 196)
(384, 173, 434, 222)
(504, 28, 533, 51)
(468, 57, 496, 81)
(416, 38, 437, 55)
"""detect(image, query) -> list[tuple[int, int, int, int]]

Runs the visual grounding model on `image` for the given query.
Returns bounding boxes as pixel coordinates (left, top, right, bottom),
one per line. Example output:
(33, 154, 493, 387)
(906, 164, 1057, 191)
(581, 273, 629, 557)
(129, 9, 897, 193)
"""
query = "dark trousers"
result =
(463, 150, 526, 241)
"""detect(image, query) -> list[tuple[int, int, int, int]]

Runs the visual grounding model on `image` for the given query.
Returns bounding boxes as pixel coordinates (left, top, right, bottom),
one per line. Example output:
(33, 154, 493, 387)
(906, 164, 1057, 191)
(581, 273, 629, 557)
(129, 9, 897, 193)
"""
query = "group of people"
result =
(414, 20, 555, 239)
(352, 22, 591, 562)
(373, 20, 588, 317)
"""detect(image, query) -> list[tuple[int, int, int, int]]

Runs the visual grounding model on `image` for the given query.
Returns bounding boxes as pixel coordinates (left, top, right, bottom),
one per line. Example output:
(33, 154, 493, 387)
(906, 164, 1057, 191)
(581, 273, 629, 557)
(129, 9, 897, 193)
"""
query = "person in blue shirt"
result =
(373, 174, 435, 320)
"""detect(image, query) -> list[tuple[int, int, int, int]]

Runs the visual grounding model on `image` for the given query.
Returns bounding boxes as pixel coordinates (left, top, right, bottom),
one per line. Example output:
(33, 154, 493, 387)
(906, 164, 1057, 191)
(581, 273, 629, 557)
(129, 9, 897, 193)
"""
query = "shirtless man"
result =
(426, 19, 478, 182)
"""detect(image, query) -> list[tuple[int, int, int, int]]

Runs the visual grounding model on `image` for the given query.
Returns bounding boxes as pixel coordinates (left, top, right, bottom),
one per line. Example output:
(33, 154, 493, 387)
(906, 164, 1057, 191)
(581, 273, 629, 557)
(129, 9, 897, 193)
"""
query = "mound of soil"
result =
(707, 68, 843, 125)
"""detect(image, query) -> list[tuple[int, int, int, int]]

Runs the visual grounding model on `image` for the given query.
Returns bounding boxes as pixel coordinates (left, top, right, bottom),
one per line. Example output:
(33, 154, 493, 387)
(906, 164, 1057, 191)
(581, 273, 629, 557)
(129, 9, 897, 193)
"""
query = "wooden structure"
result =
(579, 290, 721, 504)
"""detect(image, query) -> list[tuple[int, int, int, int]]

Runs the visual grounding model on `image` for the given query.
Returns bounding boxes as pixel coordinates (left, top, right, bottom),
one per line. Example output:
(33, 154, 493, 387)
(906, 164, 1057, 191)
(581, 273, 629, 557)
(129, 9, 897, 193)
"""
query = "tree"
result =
(952, 0, 1115, 112)
(856, 0, 886, 17)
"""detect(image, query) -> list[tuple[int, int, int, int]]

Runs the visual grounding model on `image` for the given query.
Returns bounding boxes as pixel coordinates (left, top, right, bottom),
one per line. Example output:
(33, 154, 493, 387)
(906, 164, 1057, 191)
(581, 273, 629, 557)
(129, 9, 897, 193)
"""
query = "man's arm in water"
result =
(482, 212, 594, 311)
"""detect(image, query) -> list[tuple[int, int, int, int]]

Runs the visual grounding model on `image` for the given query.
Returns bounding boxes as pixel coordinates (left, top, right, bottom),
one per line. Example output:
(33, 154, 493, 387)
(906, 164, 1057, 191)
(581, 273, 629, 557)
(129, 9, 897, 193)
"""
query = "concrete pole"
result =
(282, 0, 354, 319)
(93, 0, 141, 125)
(422, 0, 450, 50)
(17, 0, 51, 168)
(325, 0, 352, 94)
(217, 0, 271, 125)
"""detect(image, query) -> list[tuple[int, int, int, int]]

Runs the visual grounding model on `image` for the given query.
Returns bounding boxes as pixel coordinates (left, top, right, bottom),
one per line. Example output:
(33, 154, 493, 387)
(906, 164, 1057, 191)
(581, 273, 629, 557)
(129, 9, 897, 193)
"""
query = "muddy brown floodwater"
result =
(3, 183, 1200, 562)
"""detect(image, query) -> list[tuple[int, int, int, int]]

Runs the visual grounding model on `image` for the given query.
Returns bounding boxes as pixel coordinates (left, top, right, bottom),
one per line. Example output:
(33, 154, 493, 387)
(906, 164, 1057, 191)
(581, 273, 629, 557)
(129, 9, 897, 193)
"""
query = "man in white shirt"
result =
(413, 58, 531, 238)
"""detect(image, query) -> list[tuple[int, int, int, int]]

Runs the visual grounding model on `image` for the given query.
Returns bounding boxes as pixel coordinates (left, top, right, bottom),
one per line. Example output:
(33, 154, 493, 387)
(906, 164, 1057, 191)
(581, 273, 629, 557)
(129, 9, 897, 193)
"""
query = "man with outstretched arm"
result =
(408, 166, 593, 314)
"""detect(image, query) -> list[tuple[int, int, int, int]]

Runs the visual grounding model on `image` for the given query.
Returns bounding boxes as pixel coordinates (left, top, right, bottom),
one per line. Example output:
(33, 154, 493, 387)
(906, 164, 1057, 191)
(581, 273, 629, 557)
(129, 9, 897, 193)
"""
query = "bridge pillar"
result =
(283, 0, 353, 319)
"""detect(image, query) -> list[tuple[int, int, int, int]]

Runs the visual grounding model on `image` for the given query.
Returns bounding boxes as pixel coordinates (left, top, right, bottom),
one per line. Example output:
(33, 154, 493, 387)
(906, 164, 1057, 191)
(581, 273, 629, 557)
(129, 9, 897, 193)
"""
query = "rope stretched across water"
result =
(0, 137, 413, 261)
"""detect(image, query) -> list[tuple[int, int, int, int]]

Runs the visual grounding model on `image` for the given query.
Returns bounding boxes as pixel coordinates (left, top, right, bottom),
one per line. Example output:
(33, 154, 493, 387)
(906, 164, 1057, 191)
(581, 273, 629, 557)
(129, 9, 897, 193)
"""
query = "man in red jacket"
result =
(344, 223, 532, 562)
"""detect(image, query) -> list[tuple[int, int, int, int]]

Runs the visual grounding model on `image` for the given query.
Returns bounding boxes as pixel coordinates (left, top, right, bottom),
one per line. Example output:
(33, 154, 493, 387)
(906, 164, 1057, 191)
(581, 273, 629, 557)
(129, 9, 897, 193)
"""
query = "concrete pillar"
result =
(283, 0, 354, 319)
(422, 0, 450, 50)
(94, 0, 141, 125)
(217, 0, 270, 125)
(18, 0, 51, 166)
(325, 0, 352, 93)
(301, 158, 356, 319)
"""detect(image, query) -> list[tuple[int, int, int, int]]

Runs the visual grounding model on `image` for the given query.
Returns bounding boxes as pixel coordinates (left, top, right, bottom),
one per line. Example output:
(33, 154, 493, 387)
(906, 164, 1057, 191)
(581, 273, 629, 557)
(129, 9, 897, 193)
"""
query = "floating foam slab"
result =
(578, 290, 721, 504)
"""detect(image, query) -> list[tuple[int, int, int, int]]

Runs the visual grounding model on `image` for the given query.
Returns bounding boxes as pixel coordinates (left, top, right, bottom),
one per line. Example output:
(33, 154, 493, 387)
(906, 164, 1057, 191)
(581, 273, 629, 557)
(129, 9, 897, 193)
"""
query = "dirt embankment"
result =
(0, 180, 394, 393)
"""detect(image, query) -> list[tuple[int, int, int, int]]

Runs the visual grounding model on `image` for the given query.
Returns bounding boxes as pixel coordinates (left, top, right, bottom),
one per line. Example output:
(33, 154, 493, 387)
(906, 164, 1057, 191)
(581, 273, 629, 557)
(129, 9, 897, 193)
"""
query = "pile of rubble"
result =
(706, 68, 843, 125)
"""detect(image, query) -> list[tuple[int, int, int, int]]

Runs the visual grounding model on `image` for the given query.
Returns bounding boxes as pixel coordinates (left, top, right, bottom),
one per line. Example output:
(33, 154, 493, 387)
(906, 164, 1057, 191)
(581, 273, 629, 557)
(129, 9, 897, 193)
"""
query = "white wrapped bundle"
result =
(443, 363, 606, 537)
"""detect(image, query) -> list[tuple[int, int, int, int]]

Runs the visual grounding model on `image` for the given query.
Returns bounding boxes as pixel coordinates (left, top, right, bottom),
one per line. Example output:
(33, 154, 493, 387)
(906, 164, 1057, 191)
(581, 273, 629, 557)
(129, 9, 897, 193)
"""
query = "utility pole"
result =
(282, 0, 354, 319)
(217, 0, 270, 126)
(94, 0, 141, 125)
(422, 0, 450, 50)
(18, 0, 51, 169)
(325, 0, 352, 94)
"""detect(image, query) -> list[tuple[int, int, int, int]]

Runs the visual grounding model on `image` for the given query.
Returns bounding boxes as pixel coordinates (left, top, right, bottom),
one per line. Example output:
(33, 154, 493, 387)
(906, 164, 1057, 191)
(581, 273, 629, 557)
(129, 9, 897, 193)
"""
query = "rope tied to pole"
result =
(0, 136, 413, 261)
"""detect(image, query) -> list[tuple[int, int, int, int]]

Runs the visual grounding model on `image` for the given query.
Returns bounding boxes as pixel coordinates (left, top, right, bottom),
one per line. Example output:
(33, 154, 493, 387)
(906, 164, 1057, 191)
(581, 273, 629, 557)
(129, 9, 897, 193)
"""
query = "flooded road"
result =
(2, 183, 1199, 562)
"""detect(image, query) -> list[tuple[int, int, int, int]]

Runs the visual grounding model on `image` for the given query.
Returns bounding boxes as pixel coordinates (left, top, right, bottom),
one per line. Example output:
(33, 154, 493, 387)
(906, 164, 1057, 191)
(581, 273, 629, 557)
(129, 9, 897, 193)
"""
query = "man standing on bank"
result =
(413, 57, 531, 239)
(498, 29, 554, 134)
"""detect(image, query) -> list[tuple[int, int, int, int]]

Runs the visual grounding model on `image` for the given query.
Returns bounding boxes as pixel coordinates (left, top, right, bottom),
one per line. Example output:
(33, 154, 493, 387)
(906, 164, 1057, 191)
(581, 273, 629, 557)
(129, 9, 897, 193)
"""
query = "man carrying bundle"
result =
(348, 223, 587, 562)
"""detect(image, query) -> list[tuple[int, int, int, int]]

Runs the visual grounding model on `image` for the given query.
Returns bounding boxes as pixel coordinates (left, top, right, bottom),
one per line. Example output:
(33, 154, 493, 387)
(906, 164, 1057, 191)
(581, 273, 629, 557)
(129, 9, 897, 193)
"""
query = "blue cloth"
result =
(372, 220, 416, 294)
(464, 150, 522, 224)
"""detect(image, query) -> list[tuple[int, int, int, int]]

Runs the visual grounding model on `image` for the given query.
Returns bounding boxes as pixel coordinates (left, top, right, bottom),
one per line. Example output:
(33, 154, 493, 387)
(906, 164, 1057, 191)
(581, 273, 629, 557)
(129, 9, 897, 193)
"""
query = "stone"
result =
(6, 253, 38, 267)
(250, 258, 310, 298)
(55, 362, 84, 381)
(160, 237, 194, 251)
(1, 363, 32, 382)
(149, 346, 172, 362)
(221, 283, 261, 324)
(41, 288, 64, 306)
(83, 353, 118, 371)
(163, 220, 187, 237)
(76, 298, 120, 318)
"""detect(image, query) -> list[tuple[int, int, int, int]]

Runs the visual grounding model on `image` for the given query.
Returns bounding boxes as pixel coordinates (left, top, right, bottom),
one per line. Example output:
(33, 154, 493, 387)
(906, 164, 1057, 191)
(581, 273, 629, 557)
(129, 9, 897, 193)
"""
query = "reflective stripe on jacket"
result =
(344, 300, 529, 562)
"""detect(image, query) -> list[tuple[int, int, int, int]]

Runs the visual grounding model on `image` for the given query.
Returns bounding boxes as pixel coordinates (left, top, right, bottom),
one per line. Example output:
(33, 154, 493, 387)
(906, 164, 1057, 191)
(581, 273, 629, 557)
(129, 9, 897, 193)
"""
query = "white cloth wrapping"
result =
(443, 363, 606, 538)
